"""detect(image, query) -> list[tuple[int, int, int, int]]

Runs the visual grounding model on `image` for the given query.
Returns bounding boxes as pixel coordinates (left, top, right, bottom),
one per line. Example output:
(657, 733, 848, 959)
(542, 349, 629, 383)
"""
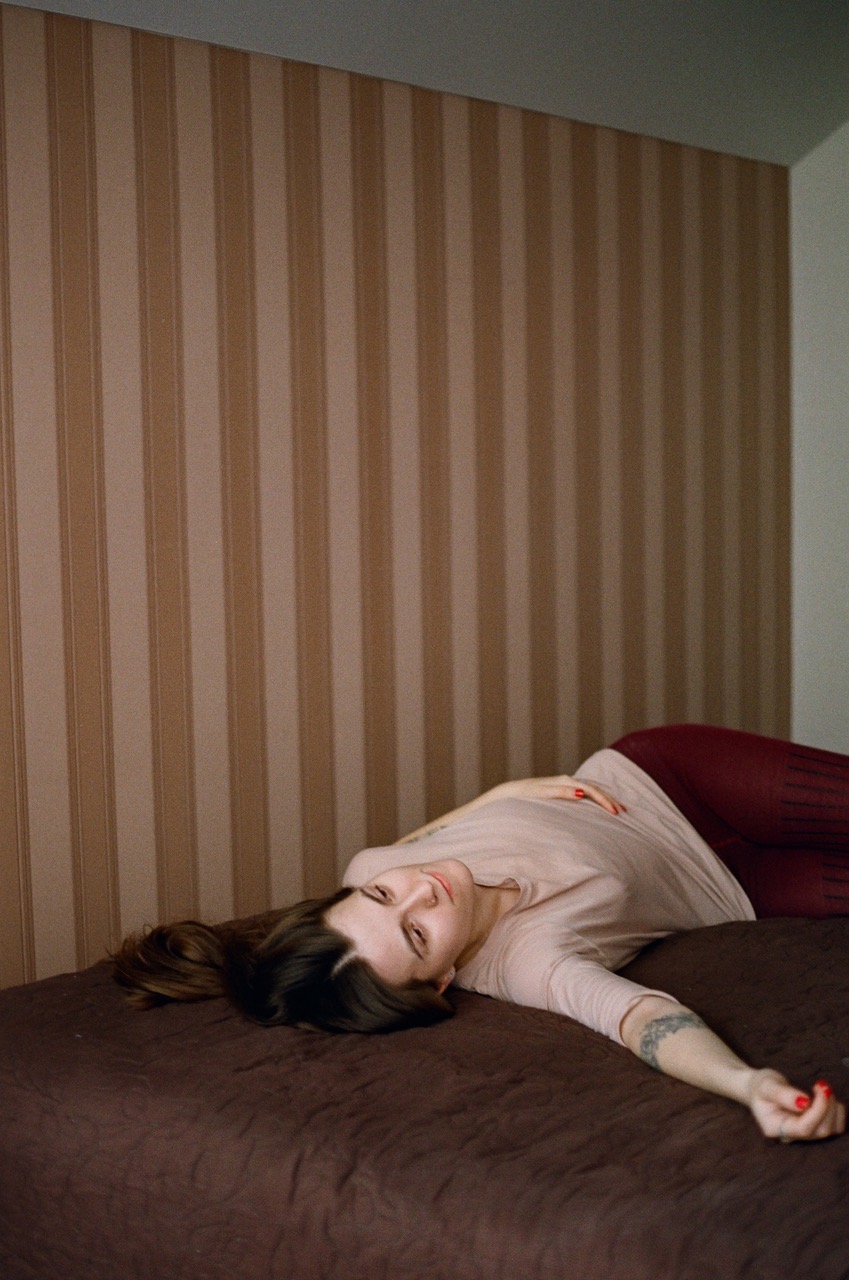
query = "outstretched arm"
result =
(395, 775, 624, 845)
(621, 994, 846, 1142)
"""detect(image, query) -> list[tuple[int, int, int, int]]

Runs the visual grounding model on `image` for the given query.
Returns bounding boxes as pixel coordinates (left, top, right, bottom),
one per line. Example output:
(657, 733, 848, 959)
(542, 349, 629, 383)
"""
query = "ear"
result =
(434, 966, 456, 995)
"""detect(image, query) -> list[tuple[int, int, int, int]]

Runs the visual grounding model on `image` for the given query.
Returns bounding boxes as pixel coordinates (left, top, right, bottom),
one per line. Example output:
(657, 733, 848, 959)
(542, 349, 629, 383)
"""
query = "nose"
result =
(399, 877, 437, 910)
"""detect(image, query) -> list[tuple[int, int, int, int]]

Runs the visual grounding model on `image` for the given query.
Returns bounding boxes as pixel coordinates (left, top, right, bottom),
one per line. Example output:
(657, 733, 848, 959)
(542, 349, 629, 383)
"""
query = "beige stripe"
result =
(699, 148, 725, 724)
(524, 110, 559, 773)
(773, 163, 793, 737)
(47, 14, 119, 966)
(91, 20, 158, 937)
(350, 71, 399, 849)
(284, 58, 337, 895)
(319, 66, 367, 873)
(658, 140, 687, 722)
(0, 9, 34, 987)
(4, 5, 75, 980)
(770, 165, 792, 738)
(680, 145, 706, 720)
(550, 117, 581, 769)
(755, 161, 778, 735)
(443, 91, 481, 802)
(499, 105, 532, 781)
(616, 129, 646, 735)
(596, 126, 625, 744)
(737, 157, 761, 731)
(470, 98, 508, 786)
(174, 36, 232, 923)
(211, 45, 270, 916)
(412, 87, 455, 818)
(384, 81, 427, 834)
(720, 153, 743, 723)
(133, 30, 198, 922)
(639, 136, 666, 727)
(250, 50, 303, 905)
(572, 122, 604, 757)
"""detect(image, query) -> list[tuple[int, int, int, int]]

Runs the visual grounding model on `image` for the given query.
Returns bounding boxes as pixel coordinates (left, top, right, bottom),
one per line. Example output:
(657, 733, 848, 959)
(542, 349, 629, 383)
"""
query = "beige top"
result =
(342, 749, 755, 1043)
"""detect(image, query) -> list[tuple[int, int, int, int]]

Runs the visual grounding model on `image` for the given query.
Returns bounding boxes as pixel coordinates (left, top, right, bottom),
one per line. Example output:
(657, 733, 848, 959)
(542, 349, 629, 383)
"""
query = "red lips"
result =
(430, 871, 455, 902)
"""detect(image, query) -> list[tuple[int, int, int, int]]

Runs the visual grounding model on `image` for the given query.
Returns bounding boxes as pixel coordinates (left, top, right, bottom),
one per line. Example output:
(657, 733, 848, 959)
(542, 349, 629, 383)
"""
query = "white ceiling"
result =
(9, 0, 849, 165)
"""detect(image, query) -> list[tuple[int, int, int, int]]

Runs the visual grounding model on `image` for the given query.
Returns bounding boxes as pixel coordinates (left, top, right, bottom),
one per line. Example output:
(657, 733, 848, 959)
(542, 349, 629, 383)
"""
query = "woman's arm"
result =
(395, 775, 624, 844)
(620, 994, 846, 1142)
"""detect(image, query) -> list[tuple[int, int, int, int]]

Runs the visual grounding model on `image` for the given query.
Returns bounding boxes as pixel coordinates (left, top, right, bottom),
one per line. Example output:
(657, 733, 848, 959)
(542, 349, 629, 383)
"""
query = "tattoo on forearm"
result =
(639, 1012, 707, 1070)
(404, 823, 447, 844)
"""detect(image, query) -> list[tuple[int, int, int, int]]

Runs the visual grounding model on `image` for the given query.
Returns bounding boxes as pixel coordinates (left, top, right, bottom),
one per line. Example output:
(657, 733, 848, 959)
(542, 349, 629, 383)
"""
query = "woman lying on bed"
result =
(115, 724, 848, 1144)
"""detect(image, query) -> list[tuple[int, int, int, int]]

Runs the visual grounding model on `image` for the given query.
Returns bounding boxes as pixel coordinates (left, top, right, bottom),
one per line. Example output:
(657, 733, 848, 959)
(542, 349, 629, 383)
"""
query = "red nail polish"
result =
(815, 1080, 833, 1098)
(795, 1095, 809, 1111)
(575, 788, 585, 798)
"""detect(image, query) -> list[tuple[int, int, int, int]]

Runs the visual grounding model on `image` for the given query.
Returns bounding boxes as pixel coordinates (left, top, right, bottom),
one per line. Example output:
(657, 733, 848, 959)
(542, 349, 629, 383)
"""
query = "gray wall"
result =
(791, 120, 849, 752)
(9, 0, 849, 163)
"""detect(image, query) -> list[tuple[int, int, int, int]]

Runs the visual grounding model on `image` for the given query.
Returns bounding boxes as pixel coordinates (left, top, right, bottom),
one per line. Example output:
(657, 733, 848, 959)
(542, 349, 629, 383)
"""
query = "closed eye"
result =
(358, 887, 425, 960)
(362, 885, 391, 903)
(408, 922, 427, 952)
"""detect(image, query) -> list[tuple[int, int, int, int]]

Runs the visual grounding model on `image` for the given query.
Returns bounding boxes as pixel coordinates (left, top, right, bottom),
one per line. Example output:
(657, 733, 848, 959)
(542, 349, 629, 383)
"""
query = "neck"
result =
(456, 881, 519, 969)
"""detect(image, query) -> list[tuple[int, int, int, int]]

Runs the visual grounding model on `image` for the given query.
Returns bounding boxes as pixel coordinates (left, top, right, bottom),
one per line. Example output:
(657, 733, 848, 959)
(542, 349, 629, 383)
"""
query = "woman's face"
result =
(325, 858, 476, 991)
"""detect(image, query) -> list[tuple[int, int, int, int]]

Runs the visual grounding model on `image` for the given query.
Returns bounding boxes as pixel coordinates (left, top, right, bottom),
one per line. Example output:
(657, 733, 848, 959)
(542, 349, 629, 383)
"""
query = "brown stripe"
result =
(572, 122, 603, 757)
(46, 14, 119, 965)
(133, 30, 198, 922)
(211, 47, 270, 915)
(283, 59, 337, 895)
(659, 141, 687, 720)
(523, 110, 559, 775)
(470, 98, 508, 788)
(0, 12, 34, 987)
(350, 73, 398, 846)
(412, 87, 455, 819)
(699, 148, 725, 723)
(616, 130, 646, 732)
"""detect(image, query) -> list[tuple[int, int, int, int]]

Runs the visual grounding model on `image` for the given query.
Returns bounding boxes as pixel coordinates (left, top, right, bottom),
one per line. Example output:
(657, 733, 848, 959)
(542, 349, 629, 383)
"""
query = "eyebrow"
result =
(357, 887, 423, 960)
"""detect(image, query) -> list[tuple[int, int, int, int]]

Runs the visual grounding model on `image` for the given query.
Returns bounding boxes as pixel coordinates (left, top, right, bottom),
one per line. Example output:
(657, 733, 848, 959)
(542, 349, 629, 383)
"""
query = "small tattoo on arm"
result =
(639, 1012, 707, 1070)
(404, 823, 447, 844)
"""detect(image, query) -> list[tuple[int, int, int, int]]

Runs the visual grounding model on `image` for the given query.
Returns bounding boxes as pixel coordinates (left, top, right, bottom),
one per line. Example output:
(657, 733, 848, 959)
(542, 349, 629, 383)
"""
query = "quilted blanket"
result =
(1, 917, 848, 1280)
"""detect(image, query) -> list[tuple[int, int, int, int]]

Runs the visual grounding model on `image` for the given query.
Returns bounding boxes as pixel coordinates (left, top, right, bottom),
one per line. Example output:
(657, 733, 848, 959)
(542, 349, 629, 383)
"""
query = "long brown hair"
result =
(112, 889, 453, 1034)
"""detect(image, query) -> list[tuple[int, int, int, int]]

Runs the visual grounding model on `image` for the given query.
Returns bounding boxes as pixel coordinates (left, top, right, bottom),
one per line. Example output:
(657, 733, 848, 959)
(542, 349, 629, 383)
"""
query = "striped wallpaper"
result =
(0, 3, 790, 988)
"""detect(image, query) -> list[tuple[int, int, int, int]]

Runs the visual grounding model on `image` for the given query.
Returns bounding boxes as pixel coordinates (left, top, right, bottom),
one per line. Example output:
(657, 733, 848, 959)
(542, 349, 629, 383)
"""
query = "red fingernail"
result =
(795, 1095, 809, 1111)
(815, 1080, 833, 1098)
(575, 789, 585, 798)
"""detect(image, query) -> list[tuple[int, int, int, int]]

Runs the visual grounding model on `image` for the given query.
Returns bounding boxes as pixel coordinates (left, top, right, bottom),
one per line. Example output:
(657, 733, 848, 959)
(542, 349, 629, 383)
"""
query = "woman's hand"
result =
(746, 1070, 846, 1143)
(485, 776, 625, 817)
(622, 995, 846, 1144)
(395, 774, 625, 843)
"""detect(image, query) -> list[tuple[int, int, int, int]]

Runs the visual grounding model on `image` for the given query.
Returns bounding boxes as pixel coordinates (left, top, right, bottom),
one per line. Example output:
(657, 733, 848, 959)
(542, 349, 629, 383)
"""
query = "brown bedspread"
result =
(2, 918, 848, 1280)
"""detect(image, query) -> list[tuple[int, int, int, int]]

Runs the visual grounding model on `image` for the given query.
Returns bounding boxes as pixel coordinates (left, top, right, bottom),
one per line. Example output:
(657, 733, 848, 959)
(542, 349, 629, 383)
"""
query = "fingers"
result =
(495, 776, 627, 815)
(547, 776, 626, 816)
(758, 1076, 846, 1143)
(579, 783, 624, 815)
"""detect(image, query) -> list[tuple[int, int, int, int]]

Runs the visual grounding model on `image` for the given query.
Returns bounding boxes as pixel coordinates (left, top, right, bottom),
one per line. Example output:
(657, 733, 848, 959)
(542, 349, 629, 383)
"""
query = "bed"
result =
(2, 916, 848, 1280)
